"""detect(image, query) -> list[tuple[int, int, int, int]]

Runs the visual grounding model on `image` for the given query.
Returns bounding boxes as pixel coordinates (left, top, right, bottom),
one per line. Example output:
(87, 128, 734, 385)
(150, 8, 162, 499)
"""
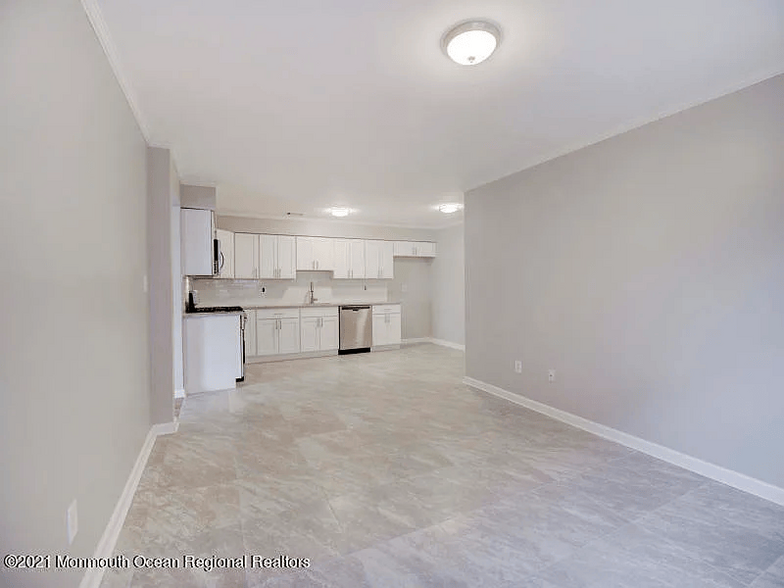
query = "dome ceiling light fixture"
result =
(442, 20, 501, 66)
(437, 203, 463, 214)
(329, 207, 351, 217)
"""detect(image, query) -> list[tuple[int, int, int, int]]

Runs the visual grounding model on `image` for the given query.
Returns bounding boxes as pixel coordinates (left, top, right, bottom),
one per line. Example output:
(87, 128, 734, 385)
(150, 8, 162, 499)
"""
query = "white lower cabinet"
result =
(372, 304, 402, 347)
(300, 307, 339, 352)
(244, 310, 257, 356)
(255, 308, 300, 356)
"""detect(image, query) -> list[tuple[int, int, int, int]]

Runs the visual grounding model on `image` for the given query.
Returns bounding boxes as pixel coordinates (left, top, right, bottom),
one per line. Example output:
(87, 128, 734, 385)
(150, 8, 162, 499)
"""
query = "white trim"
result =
(430, 338, 465, 351)
(402, 337, 431, 345)
(466, 69, 784, 193)
(151, 420, 179, 436)
(174, 387, 185, 399)
(79, 422, 178, 588)
(80, 0, 150, 141)
(463, 377, 784, 507)
(216, 209, 453, 232)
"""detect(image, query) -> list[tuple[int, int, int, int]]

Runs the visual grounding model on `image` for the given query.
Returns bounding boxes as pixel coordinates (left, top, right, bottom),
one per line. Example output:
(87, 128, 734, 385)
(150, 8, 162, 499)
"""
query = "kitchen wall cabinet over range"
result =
(333, 238, 366, 279)
(372, 304, 402, 347)
(234, 233, 296, 279)
(181, 208, 216, 276)
(300, 307, 339, 352)
(255, 308, 300, 356)
(393, 241, 436, 258)
(296, 237, 334, 271)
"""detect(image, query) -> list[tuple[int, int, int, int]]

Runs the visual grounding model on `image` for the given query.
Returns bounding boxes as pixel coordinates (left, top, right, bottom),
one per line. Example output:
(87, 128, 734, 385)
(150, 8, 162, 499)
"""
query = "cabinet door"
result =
(333, 239, 350, 279)
(258, 234, 276, 279)
(320, 316, 339, 351)
(244, 310, 257, 357)
(277, 236, 296, 279)
(349, 239, 366, 279)
(365, 240, 381, 279)
(372, 314, 388, 347)
(256, 319, 278, 356)
(181, 208, 214, 276)
(387, 313, 402, 345)
(313, 238, 334, 270)
(300, 317, 320, 353)
(216, 229, 234, 278)
(234, 234, 258, 279)
(417, 242, 436, 257)
(393, 241, 415, 257)
(380, 241, 394, 279)
(296, 237, 315, 271)
(278, 318, 300, 354)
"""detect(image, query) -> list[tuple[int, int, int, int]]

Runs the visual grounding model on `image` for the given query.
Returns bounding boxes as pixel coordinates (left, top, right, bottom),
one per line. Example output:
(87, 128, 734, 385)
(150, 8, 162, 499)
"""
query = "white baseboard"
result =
(463, 377, 784, 507)
(430, 338, 465, 351)
(402, 337, 431, 345)
(80, 421, 179, 588)
(174, 387, 185, 399)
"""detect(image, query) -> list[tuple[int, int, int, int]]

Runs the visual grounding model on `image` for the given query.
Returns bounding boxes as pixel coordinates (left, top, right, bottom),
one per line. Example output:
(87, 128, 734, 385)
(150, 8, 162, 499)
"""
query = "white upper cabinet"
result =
(296, 237, 334, 271)
(236, 233, 296, 279)
(216, 229, 234, 278)
(365, 240, 394, 279)
(259, 234, 277, 279)
(181, 208, 215, 276)
(392, 241, 436, 258)
(333, 238, 366, 279)
(234, 233, 259, 278)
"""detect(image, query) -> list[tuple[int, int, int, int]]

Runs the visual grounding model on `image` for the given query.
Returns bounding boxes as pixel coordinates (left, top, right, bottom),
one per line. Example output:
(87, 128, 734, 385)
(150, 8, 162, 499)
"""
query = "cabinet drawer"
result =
(255, 307, 300, 320)
(300, 306, 339, 318)
(372, 304, 401, 315)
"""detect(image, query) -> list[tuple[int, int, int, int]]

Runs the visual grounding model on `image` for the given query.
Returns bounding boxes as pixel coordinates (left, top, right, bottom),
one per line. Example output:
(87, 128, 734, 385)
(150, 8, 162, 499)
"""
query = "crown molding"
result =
(80, 0, 150, 142)
(216, 209, 452, 232)
(468, 67, 784, 193)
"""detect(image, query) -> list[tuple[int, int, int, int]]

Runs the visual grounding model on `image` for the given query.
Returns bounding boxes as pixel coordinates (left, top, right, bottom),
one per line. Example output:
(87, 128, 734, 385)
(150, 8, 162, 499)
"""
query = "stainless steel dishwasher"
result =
(339, 305, 372, 354)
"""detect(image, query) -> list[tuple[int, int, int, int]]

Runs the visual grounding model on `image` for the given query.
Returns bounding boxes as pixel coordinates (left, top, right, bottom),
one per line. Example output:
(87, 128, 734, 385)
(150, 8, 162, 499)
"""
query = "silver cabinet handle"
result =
(312, 260, 315, 270)
(316, 260, 319, 270)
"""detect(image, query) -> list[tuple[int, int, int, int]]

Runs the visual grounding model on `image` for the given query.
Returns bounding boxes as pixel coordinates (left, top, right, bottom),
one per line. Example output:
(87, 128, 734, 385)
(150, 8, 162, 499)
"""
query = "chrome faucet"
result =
(308, 281, 318, 305)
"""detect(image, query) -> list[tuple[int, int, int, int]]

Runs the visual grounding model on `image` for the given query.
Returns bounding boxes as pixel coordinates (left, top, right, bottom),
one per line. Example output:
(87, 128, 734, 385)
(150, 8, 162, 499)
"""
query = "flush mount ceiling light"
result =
(437, 203, 463, 214)
(329, 207, 351, 217)
(442, 20, 501, 66)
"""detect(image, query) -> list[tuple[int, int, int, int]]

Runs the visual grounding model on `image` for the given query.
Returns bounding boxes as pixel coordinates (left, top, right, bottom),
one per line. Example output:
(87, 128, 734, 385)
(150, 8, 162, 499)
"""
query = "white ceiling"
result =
(95, 0, 784, 228)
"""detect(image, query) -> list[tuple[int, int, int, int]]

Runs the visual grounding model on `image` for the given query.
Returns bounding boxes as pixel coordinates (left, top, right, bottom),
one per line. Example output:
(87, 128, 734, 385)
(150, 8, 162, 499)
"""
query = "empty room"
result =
(1, 1, 783, 587)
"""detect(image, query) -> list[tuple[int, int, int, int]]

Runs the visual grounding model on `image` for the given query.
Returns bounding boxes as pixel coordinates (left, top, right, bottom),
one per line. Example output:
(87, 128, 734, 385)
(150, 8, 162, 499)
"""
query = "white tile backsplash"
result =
(191, 272, 390, 307)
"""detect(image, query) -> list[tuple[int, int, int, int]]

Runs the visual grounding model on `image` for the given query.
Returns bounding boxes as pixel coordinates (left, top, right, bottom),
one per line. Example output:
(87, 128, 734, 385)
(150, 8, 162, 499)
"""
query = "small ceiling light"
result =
(442, 20, 501, 66)
(330, 207, 351, 217)
(438, 203, 463, 214)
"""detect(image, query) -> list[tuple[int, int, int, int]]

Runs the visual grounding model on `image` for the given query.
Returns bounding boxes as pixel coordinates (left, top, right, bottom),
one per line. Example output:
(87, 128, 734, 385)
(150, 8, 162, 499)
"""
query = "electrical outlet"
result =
(66, 499, 78, 545)
(514, 360, 522, 374)
(548, 369, 556, 383)
(142, 275, 148, 293)
(401, 284, 408, 293)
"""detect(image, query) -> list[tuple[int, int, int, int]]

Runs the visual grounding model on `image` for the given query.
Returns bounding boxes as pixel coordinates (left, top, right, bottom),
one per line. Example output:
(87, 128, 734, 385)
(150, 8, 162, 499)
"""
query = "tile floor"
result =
(102, 344, 784, 587)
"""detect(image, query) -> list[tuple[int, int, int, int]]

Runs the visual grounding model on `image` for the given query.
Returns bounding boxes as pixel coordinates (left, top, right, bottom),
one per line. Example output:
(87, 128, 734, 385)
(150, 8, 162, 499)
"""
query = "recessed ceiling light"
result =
(330, 207, 351, 217)
(442, 20, 501, 66)
(438, 203, 463, 214)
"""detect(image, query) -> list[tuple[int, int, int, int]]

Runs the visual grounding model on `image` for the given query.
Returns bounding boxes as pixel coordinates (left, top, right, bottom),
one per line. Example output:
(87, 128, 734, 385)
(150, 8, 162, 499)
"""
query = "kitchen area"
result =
(180, 201, 437, 395)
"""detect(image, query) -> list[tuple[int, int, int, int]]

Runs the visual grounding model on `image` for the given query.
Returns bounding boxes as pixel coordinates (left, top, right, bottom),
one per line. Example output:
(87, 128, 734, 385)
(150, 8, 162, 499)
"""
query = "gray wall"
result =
(466, 74, 784, 489)
(390, 259, 433, 340)
(0, 1, 151, 586)
(147, 148, 177, 425)
(432, 224, 465, 346)
(181, 184, 216, 210)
